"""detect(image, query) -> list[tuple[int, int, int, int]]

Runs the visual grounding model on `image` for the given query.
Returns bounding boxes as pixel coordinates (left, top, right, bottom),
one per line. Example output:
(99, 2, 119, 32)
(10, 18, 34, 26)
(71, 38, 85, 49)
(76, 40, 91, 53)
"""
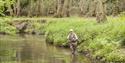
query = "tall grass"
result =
(0, 17, 46, 35)
(45, 16, 125, 61)
(0, 17, 17, 34)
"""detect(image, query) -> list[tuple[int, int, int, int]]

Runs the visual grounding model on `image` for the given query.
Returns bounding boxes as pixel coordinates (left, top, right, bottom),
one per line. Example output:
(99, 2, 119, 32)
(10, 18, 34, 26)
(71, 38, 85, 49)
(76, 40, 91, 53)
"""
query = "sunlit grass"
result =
(1, 16, 125, 61)
(45, 16, 125, 61)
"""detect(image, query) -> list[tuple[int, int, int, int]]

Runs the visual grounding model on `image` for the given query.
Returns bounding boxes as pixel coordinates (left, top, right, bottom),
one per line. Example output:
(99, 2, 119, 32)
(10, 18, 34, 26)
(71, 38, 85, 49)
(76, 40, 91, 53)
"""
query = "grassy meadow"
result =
(45, 16, 125, 61)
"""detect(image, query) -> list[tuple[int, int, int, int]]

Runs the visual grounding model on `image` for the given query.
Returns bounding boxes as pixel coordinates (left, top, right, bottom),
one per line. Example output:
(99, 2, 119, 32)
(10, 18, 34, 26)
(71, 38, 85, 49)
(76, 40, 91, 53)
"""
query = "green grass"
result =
(0, 17, 46, 35)
(1, 16, 125, 61)
(45, 16, 125, 61)
(0, 17, 17, 35)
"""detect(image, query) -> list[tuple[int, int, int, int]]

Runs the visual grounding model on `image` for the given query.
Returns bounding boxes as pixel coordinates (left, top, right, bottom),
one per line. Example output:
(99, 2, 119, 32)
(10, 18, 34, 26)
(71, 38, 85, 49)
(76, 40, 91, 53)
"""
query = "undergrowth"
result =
(45, 16, 125, 61)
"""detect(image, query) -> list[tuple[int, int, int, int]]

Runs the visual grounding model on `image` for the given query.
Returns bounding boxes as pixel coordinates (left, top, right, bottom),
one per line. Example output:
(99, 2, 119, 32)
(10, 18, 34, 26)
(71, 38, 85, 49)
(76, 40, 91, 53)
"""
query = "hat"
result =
(70, 29, 73, 31)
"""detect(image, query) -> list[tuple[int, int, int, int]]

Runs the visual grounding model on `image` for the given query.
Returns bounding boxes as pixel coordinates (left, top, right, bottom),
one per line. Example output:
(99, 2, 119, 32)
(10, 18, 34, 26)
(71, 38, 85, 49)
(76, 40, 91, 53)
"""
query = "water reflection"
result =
(71, 54, 78, 63)
(0, 35, 91, 63)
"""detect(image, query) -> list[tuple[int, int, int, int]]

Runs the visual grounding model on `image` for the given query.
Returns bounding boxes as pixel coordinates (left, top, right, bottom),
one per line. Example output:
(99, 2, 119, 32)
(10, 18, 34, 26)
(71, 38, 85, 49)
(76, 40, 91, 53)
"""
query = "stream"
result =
(0, 35, 92, 63)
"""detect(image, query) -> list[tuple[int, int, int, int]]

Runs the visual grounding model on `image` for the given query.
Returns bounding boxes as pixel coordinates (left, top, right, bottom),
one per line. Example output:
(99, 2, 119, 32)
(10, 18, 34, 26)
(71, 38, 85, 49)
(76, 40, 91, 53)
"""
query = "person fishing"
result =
(67, 29, 78, 54)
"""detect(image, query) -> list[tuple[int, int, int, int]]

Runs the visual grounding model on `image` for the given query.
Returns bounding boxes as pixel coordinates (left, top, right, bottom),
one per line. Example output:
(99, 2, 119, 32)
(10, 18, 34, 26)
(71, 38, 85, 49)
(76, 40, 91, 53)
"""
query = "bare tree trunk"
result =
(54, 0, 64, 18)
(35, 0, 43, 16)
(112, 0, 120, 16)
(16, 0, 21, 17)
(35, 0, 39, 16)
(96, 0, 107, 23)
(79, 0, 90, 17)
(63, 0, 70, 17)
(8, 5, 14, 16)
(13, 3, 17, 16)
(28, 0, 33, 17)
(79, 0, 85, 16)
(39, 0, 43, 16)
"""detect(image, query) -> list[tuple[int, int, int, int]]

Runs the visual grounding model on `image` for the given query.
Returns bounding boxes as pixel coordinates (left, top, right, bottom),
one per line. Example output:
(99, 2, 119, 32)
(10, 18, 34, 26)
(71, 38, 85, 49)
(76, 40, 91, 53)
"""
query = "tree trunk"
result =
(54, 0, 64, 18)
(86, 0, 96, 17)
(39, 0, 43, 16)
(96, 0, 107, 23)
(35, 0, 43, 16)
(13, 3, 17, 16)
(112, 0, 120, 16)
(63, 0, 70, 17)
(16, 0, 21, 17)
(8, 5, 14, 16)
(28, 0, 33, 17)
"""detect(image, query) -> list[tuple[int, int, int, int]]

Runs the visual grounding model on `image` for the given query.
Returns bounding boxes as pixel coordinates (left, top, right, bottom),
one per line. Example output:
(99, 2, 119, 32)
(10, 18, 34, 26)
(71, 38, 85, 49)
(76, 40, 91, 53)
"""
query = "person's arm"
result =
(74, 33, 78, 40)
(67, 34, 69, 39)
(67, 34, 71, 43)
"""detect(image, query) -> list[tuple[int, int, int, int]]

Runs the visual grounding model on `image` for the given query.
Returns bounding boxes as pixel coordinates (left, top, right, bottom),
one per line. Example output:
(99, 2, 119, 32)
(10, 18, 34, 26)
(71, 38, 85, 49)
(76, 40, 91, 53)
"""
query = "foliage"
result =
(0, 0, 5, 16)
(119, 11, 125, 17)
(106, 49, 125, 61)
(0, 0, 125, 16)
(0, 17, 17, 34)
(45, 16, 125, 61)
(0, 0, 15, 16)
(0, 17, 47, 35)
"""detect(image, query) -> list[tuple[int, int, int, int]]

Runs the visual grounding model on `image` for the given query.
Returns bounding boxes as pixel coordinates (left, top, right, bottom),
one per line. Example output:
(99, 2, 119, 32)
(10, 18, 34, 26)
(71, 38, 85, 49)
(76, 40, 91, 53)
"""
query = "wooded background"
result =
(0, 0, 125, 17)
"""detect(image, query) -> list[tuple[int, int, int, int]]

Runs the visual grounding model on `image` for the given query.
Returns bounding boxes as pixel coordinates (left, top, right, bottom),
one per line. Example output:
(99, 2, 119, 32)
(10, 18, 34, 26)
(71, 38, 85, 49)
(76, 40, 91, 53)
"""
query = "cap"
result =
(70, 29, 73, 31)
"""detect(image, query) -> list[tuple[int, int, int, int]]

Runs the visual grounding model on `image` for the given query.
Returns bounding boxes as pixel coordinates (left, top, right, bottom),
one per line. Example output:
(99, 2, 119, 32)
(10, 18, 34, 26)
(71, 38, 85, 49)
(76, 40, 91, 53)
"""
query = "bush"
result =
(0, 17, 17, 34)
(106, 50, 125, 61)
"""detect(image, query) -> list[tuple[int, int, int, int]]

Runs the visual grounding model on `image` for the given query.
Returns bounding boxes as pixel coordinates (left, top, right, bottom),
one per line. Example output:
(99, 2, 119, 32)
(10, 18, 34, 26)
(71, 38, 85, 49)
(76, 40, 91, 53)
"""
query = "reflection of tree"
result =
(16, 35, 33, 63)
(20, 42, 32, 61)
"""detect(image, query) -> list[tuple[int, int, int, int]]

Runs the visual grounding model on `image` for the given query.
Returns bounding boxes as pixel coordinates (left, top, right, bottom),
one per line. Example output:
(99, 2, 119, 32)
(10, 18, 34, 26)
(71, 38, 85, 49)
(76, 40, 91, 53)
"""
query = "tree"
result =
(12, 0, 21, 16)
(86, 0, 96, 17)
(28, 0, 34, 17)
(5, 0, 15, 16)
(0, 0, 125, 17)
(16, 0, 21, 16)
(0, 0, 15, 16)
(63, 0, 70, 17)
(96, 0, 107, 23)
(54, 0, 64, 17)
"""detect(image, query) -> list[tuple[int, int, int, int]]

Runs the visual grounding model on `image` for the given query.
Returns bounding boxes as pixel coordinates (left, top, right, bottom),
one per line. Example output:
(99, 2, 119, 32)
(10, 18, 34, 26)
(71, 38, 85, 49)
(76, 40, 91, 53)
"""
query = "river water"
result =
(0, 35, 91, 63)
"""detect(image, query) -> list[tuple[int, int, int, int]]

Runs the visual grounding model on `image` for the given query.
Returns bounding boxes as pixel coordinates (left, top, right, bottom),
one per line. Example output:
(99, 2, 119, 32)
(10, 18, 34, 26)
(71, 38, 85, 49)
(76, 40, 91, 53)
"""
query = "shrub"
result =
(0, 17, 17, 34)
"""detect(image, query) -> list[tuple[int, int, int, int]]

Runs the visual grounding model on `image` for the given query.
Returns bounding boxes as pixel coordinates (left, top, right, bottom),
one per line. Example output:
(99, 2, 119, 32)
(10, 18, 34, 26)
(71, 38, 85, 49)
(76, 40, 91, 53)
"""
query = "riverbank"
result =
(0, 16, 125, 62)
(45, 16, 125, 62)
(0, 17, 46, 35)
